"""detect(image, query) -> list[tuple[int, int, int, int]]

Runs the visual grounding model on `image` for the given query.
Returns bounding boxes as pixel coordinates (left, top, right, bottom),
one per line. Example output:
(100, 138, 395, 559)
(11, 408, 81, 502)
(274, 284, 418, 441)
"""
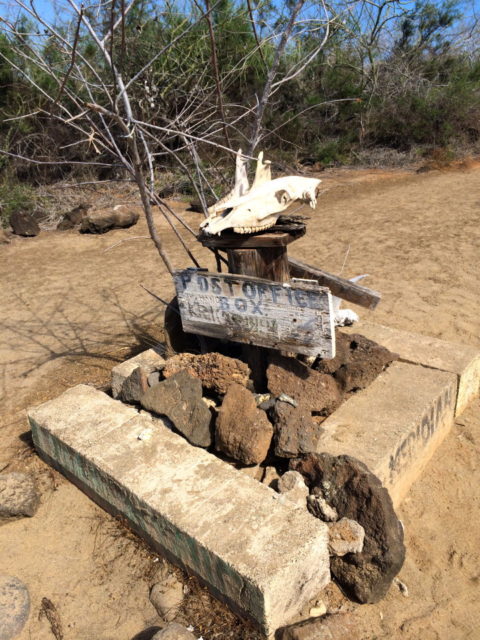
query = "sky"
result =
(0, 0, 479, 36)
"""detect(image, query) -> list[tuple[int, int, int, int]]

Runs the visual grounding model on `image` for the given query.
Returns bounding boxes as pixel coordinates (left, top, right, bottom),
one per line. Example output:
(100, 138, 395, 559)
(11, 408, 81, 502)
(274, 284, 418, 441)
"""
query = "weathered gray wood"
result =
(226, 245, 291, 389)
(288, 257, 381, 310)
(173, 270, 335, 358)
(227, 247, 290, 283)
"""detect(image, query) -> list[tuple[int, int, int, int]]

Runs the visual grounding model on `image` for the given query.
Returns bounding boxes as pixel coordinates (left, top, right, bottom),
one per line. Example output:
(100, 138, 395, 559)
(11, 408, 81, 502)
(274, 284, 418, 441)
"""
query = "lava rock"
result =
(215, 384, 273, 465)
(149, 575, 184, 622)
(277, 471, 309, 507)
(163, 352, 250, 395)
(111, 349, 166, 402)
(273, 401, 324, 458)
(152, 623, 195, 640)
(328, 518, 365, 556)
(9, 211, 40, 237)
(267, 353, 341, 415)
(140, 371, 213, 448)
(277, 613, 358, 640)
(0, 472, 40, 520)
(122, 366, 149, 404)
(80, 205, 139, 233)
(0, 575, 30, 640)
(56, 203, 91, 230)
(148, 371, 161, 387)
(313, 330, 352, 375)
(291, 453, 405, 603)
(316, 332, 398, 392)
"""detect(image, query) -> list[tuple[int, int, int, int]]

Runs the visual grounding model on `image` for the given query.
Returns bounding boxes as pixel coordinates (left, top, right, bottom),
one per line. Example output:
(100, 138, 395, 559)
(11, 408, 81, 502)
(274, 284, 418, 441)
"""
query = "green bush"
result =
(0, 182, 37, 228)
(0, 0, 478, 178)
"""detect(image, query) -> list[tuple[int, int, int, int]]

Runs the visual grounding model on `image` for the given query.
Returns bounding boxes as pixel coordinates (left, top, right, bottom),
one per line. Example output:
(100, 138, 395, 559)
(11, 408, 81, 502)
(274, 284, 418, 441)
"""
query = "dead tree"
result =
(0, 0, 336, 275)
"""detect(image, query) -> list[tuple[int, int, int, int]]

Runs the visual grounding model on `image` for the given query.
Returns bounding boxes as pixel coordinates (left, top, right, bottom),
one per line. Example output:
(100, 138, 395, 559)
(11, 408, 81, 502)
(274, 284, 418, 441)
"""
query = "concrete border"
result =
(317, 361, 458, 506)
(27, 325, 480, 631)
(342, 322, 480, 416)
(28, 385, 330, 636)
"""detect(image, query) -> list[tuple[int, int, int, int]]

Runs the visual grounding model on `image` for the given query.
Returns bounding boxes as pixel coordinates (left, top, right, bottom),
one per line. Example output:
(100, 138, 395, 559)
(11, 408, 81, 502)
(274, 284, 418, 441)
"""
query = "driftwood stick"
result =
(288, 257, 381, 310)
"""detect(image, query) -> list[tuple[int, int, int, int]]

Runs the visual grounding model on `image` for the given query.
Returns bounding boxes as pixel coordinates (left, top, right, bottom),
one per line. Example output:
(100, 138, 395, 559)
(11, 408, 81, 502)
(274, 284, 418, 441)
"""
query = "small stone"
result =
(202, 397, 217, 410)
(328, 518, 365, 556)
(151, 622, 195, 640)
(0, 575, 30, 640)
(0, 473, 40, 520)
(267, 353, 341, 414)
(308, 601, 327, 617)
(148, 371, 161, 387)
(215, 384, 273, 465)
(277, 613, 358, 640)
(163, 352, 250, 395)
(277, 471, 309, 507)
(277, 393, 298, 408)
(394, 577, 409, 597)
(56, 203, 91, 230)
(149, 575, 184, 622)
(307, 494, 338, 522)
(273, 402, 324, 458)
(262, 466, 280, 489)
(9, 211, 40, 237)
(255, 393, 275, 410)
(80, 204, 139, 233)
(140, 371, 213, 448)
(137, 427, 153, 441)
(291, 453, 405, 604)
(112, 349, 166, 401)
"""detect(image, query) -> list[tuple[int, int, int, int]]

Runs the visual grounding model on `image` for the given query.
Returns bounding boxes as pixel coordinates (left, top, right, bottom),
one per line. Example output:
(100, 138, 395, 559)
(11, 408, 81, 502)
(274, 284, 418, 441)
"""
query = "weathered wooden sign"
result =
(173, 269, 335, 358)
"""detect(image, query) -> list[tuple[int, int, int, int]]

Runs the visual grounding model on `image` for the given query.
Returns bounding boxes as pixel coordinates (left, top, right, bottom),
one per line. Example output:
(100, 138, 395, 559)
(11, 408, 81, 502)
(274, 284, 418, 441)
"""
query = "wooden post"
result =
(199, 222, 306, 390)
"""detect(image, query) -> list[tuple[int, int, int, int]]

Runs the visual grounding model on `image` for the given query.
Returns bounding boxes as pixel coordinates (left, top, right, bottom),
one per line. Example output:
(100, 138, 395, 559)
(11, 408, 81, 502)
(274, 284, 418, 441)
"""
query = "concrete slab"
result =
(342, 322, 480, 416)
(28, 385, 330, 636)
(111, 348, 166, 402)
(317, 362, 457, 507)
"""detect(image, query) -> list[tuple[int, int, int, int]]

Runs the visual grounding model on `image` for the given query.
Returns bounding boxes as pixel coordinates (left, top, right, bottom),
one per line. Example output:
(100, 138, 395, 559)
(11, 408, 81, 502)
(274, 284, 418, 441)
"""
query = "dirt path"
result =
(0, 165, 479, 639)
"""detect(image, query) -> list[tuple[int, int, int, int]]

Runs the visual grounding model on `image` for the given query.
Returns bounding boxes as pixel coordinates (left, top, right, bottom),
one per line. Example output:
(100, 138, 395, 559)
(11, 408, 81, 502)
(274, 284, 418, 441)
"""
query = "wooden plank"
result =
(173, 270, 335, 358)
(226, 244, 290, 391)
(288, 257, 381, 310)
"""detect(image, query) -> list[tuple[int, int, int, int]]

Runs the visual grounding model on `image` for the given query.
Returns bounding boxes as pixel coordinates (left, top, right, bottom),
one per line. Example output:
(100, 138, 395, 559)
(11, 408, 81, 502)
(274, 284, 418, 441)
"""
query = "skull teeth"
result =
(233, 221, 275, 234)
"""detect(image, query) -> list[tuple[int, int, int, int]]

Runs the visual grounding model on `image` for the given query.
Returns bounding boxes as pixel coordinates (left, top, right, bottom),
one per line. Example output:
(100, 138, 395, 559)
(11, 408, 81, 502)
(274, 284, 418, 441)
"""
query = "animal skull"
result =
(250, 150, 271, 190)
(206, 148, 249, 217)
(201, 175, 321, 235)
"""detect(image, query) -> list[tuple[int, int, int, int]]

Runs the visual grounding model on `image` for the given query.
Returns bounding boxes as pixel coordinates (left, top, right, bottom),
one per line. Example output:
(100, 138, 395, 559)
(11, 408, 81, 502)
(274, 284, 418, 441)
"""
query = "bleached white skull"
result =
(200, 175, 321, 235)
(250, 150, 271, 190)
(206, 147, 249, 217)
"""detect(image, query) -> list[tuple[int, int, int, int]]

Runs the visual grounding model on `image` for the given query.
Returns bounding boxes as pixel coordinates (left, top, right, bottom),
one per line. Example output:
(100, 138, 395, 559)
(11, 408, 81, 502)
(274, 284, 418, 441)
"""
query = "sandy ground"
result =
(0, 164, 479, 639)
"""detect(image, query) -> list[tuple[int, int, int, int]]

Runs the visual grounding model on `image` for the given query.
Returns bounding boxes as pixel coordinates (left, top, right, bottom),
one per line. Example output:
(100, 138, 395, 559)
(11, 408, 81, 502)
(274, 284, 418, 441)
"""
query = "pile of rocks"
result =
(111, 334, 404, 606)
(112, 332, 397, 469)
